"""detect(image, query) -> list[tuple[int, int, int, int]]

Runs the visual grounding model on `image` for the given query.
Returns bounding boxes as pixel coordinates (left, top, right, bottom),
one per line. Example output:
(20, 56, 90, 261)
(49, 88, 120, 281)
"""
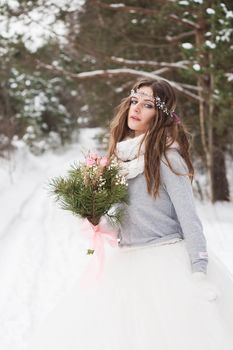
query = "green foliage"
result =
(50, 156, 128, 226)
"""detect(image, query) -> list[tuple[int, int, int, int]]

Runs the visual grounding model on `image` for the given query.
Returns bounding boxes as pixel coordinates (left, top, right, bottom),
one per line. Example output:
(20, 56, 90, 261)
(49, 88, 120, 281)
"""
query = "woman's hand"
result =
(192, 272, 220, 302)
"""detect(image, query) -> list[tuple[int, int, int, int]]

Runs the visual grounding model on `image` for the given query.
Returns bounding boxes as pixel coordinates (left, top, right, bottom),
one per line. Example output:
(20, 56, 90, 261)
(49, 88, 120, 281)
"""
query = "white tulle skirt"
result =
(28, 239, 233, 350)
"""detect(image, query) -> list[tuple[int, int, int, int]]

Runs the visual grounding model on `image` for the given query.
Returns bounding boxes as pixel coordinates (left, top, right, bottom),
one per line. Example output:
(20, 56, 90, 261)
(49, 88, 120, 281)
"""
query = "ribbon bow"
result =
(79, 219, 118, 288)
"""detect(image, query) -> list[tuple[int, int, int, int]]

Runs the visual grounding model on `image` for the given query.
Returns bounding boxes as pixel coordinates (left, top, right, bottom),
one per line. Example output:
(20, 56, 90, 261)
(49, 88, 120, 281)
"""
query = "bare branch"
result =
(36, 60, 204, 102)
(169, 14, 201, 29)
(126, 42, 169, 49)
(151, 68, 171, 75)
(91, 2, 201, 31)
(90, 0, 159, 15)
(166, 30, 196, 42)
(178, 83, 202, 91)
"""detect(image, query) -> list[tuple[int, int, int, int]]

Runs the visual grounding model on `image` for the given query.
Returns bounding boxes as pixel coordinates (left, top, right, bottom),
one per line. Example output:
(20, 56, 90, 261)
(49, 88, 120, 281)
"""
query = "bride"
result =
(28, 78, 233, 350)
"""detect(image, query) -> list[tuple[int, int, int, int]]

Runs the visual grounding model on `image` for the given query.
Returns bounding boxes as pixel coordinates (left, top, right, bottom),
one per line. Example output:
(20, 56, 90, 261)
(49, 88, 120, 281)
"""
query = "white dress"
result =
(27, 237, 233, 350)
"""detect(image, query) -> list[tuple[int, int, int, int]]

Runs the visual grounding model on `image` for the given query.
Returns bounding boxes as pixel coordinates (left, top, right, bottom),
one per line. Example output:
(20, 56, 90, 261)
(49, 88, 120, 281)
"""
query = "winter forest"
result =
(0, 1, 233, 349)
(1, 0, 233, 200)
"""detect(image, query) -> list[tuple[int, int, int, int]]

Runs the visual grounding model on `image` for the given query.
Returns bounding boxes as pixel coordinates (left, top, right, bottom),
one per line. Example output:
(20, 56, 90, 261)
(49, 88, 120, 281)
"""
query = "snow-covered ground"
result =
(0, 128, 233, 350)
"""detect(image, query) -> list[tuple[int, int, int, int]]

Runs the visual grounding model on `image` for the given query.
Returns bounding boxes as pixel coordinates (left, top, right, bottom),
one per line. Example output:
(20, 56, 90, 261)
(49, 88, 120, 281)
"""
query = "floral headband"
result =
(130, 88, 181, 124)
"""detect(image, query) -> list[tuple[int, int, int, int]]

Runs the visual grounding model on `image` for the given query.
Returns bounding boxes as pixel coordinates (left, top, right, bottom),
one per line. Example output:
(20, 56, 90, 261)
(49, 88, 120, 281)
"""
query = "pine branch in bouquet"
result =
(106, 203, 125, 229)
(49, 153, 128, 228)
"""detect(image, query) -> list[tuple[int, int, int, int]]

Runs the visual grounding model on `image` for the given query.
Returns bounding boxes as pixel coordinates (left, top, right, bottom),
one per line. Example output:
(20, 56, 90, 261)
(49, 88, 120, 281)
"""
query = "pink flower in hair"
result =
(171, 112, 181, 124)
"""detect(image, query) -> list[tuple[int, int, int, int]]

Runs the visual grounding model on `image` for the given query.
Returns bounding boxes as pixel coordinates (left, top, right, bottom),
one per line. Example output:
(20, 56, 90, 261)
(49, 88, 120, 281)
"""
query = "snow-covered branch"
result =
(111, 56, 190, 70)
(36, 60, 204, 102)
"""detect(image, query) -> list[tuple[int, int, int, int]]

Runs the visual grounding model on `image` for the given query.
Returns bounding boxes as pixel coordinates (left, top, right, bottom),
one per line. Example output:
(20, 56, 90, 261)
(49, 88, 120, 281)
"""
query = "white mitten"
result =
(192, 272, 220, 302)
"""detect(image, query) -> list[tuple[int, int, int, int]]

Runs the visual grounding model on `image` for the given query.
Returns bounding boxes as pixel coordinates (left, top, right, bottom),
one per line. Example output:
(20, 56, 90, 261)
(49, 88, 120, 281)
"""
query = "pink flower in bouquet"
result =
(99, 156, 109, 167)
(86, 157, 96, 166)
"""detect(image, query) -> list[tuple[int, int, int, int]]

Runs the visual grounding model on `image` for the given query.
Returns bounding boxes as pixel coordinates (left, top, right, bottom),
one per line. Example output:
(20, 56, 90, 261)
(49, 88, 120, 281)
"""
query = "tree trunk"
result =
(195, 14, 213, 201)
(212, 146, 230, 202)
(195, 8, 230, 202)
(208, 53, 214, 202)
(212, 129, 230, 202)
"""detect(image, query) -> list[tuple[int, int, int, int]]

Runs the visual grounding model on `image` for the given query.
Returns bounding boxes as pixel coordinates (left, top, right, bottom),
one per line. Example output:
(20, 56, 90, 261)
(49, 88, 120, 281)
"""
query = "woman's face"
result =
(127, 86, 156, 136)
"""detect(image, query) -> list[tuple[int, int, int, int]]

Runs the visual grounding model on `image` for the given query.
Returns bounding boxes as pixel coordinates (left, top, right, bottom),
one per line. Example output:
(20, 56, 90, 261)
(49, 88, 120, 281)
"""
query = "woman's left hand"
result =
(192, 272, 220, 302)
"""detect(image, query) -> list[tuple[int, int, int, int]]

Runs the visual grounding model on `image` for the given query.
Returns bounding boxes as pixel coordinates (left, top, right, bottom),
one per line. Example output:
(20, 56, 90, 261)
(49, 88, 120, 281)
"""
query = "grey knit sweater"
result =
(118, 149, 208, 273)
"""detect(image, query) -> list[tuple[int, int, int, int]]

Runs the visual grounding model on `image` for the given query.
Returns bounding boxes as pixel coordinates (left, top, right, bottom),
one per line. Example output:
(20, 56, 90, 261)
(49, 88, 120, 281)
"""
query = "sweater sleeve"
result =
(160, 150, 208, 273)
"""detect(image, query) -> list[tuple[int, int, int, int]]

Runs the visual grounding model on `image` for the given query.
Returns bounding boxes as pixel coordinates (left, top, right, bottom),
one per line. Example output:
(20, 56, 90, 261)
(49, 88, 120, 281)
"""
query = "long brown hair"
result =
(108, 78, 194, 197)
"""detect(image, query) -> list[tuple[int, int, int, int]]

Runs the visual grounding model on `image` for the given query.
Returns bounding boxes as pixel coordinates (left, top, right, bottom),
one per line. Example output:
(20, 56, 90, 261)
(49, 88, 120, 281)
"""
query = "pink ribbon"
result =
(79, 219, 118, 288)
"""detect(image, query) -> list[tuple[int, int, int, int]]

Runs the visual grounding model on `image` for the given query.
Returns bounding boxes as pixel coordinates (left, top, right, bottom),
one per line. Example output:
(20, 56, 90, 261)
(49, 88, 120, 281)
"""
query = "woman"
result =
(28, 79, 233, 350)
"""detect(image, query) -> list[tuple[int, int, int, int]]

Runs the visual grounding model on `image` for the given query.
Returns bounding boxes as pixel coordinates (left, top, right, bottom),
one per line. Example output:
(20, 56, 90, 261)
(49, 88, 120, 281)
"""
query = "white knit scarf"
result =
(116, 133, 179, 180)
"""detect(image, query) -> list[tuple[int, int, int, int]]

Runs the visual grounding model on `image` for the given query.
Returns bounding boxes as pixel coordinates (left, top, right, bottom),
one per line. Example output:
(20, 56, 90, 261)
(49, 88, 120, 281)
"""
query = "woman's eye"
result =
(130, 99, 154, 108)
(145, 104, 154, 109)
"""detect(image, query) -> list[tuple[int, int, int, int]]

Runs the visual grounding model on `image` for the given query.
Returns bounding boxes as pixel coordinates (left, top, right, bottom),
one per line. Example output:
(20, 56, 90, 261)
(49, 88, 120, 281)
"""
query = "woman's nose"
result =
(132, 102, 141, 113)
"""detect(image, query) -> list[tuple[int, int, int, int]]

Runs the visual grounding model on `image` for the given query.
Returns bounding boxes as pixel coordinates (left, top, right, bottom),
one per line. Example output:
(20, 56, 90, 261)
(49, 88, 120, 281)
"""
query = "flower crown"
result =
(130, 88, 181, 124)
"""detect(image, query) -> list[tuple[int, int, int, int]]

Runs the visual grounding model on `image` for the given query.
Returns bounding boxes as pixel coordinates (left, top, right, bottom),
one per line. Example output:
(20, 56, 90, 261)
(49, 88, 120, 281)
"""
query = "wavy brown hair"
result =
(108, 78, 194, 197)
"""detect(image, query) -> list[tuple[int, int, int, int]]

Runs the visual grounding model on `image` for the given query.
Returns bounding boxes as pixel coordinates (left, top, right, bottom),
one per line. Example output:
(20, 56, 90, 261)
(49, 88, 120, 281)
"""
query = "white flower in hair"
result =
(130, 89, 181, 124)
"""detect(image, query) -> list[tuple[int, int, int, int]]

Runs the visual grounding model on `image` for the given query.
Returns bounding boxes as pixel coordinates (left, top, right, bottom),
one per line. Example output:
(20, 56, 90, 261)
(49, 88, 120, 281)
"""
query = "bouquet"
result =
(50, 152, 128, 257)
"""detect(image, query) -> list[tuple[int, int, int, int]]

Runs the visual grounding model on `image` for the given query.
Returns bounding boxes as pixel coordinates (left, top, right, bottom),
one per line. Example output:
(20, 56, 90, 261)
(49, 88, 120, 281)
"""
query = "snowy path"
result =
(0, 129, 102, 350)
(198, 202, 233, 275)
(0, 128, 232, 350)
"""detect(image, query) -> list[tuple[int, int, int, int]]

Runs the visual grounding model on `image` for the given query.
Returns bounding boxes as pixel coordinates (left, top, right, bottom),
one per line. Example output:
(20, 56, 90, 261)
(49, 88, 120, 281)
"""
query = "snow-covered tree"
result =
(0, 0, 232, 202)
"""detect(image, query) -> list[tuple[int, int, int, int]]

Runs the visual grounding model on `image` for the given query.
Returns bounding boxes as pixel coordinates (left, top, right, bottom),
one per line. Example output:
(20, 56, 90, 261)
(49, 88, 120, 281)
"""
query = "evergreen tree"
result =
(0, 0, 232, 201)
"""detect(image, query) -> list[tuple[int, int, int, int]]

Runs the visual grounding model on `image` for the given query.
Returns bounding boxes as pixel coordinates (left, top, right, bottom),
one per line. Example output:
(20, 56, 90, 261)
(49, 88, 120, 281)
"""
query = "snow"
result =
(0, 128, 102, 350)
(181, 42, 193, 49)
(220, 3, 233, 19)
(0, 127, 233, 350)
(0, 13, 67, 53)
(193, 63, 201, 71)
(0, 0, 85, 53)
(206, 8, 215, 15)
(109, 3, 125, 8)
(217, 28, 233, 43)
(225, 73, 233, 82)
(178, 1, 189, 5)
(205, 40, 217, 49)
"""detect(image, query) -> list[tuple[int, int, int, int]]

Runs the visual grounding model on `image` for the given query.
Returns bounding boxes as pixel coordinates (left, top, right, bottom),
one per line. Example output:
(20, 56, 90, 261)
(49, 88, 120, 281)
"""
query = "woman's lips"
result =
(130, 116, 141, 121)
